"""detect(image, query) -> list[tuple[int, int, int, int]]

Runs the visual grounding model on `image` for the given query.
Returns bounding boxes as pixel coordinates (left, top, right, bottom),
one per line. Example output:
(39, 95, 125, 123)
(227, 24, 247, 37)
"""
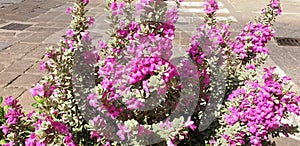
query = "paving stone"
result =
(1, 43, 36, 55)
(21, 12, 40, 18)
(0, 72, 21, 87)
(179, 31, 192, 46)
(21, 32, 54, 43)
(33, 7, 48, 13)
(25, 26, 62, 33)
(16, 32, 32, 38)
(272, 137, 300, 146)
(0, 42, 12, 51)
(0, 14, 31, 21)
(0, 63, 5, 72)
(43, 31, 65, 44)
(23, 45, 46, 60)
(53, 23, 69, 28)
(10, 74, 43, 89)
(0, 87, 25, 99)
(38, 1, 65, 10)
(0, 32, 16, 36)
(0, 53, 23, 66)
(0, 23, 32, 31)
(39, 11, 61, 19)
(35, 22, 56, 27)
(0, 19, 7, 25)
(17, 90, 36, 112)
(26, 62, 45, 74)
(4, 59, 34, 73)
(0, 36, 17, 42)
(28, 17, 51, 23)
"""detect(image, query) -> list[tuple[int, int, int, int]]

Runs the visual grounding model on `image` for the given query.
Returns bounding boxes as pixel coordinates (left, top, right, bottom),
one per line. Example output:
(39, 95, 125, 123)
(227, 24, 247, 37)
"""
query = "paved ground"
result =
(0, 0, 23, 8)
(0, 0, 300, 145)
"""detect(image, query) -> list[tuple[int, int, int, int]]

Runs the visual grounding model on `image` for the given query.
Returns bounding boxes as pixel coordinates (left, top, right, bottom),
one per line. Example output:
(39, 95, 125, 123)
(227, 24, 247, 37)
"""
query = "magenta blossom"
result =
(4, 96, 17, 106)
(30, 83, 45, 97)
(204, 0, 219, 15)
(0, 125, 9, 135)
(111, 2, 125, 16)
(66, 29, 74, 37)
(3, 141, 14, 146)
(66, 7, 72, 14)
(83, 0, 89, 4)
(117, 124, 129, 141)
(184, 117, 197, 131)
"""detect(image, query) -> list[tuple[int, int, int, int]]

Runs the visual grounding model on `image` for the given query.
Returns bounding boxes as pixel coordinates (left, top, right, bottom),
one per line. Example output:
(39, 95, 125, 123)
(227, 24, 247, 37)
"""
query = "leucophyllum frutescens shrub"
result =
(0, 0, 299, 145)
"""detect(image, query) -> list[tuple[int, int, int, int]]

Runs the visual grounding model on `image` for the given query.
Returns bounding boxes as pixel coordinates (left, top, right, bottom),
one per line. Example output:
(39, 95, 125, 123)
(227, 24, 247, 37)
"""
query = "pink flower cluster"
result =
(203, 0, 219, 15)
(230, 23, 274, 59)
(128, 57, 178, 84)
(136, 0, 155, 13)
(270, 0, 281, 15)
(224, 67, 300, 145)
(30, 83, 56, 98)
(1, 96, 24, 131)
(188, 24, 230, 65)
(110, 2, 125, 16)
(25, 116, 75, 146)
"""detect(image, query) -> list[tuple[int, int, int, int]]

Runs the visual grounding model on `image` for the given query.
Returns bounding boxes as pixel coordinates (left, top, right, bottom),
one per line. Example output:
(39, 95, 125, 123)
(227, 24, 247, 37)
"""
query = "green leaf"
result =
(32, 103, 39, 108)
(0, 139, 6, 145)
(33, 96, 44, 104)
(0, 96, 3, 104)
(0, 107, 4, 119)
(3, 106, 8, 115)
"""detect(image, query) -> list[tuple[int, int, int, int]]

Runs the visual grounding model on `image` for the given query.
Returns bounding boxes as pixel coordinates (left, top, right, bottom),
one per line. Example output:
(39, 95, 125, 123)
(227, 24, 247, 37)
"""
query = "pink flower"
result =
(52, 121, 69, 134)
(66, 29, 74, 37)
(3, 141, 14, 146)
(271, 0, 279, 8)
(64, 133, 76, 146)
(137, 125, 151, 136)
(111, 2, 125, 16)
(30, 83, 45, 97)
(27, 111, 36, 119)
(88, 16, 95, 25)
(204, 0, 219, 15)
(126, 98, 145, 110)
(87, 93, 98, 108)
(160, 118, 173, 129)
(0, 125, 9, 135)
(81, 31, 91, 42)
(117, 124, 129, 141)
(98, 40, 107, 49)
(83, 0, 89, 4)
(25, 133, 36, 146)
(166, 7, 179, 24)
(65, 7, 72, 14)
(167, 140, 175, 146)
(142, 80, 149, 93)
(90, 131, 101, 139)
(106, 106, 119, 119)
(246, 64, 256, 70)
(4, 96, 17, 106)
(184, 117, 197, 131)
(40, 61, 49, 71)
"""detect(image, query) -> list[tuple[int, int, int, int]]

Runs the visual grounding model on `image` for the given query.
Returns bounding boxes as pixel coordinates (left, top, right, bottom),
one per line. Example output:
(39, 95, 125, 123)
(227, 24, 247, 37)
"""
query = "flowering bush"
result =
(0, 0, 299, 145)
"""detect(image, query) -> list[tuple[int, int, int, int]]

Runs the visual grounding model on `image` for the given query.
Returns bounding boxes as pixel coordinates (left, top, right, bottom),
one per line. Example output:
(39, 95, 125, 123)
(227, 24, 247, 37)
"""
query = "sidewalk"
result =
(0, 0, 299, 145)
(0, 0, 105, 111)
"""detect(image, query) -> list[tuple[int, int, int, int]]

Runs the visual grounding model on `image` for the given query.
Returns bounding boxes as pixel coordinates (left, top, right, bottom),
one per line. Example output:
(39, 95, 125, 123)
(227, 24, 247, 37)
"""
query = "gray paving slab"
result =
(0, 42, 12, 51)
(0, 0, 23, 8)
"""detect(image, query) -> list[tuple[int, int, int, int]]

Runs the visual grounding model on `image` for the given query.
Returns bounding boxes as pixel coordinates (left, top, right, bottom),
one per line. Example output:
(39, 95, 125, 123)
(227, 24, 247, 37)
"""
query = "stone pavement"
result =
(0, 0, 102, 111)
(0, 0, 23, 8)
(0, 0, 300, 145)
